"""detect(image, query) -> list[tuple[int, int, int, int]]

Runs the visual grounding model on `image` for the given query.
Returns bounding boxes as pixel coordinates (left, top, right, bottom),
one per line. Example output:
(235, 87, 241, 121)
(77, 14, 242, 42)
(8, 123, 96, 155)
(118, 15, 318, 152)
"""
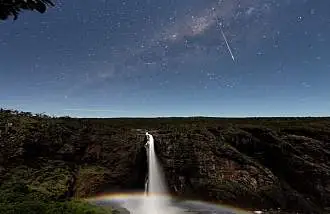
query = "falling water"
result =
(120, 132, 179, 214)
(145, 132, 168, 195)
(142, 132, 169, 214)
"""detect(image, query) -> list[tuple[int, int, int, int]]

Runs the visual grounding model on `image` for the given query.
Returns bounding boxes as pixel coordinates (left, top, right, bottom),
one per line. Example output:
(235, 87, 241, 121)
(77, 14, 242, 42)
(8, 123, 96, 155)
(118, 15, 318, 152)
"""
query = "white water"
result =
(121, 132, 181, 214)
(142, 132, 169, 214)
(145, 132, 168, 195)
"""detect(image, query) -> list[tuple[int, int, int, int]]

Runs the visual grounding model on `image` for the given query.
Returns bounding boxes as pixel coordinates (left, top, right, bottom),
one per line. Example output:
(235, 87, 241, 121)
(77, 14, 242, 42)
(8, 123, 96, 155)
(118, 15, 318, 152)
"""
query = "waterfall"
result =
(145, 132, 167, 195)
(142, 132, 169, 214)
(113, 132, 180, 214)
(89, 132, 241, 214)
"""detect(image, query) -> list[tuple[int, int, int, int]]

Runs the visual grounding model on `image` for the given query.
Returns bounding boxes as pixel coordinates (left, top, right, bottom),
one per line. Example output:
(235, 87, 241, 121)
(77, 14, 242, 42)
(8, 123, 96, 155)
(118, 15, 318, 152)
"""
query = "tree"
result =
(0, 0, 54, 20)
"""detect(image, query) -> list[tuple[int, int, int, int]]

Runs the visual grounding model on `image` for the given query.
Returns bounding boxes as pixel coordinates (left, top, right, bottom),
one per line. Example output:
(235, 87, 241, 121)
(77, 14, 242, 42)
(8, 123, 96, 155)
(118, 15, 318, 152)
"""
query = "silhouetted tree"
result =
(0, 0, 54, 20)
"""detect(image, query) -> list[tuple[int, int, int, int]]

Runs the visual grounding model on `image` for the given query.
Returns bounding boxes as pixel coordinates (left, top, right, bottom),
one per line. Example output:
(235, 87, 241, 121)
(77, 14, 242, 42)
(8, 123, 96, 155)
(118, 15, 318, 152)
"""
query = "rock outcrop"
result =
(154, 126, 330, 213)
(1, 111, 330, 213)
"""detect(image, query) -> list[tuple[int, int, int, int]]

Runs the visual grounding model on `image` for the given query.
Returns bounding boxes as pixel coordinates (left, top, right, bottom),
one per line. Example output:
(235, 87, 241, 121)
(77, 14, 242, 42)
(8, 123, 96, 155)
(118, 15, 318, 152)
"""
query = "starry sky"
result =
(1, 0, 330, 117)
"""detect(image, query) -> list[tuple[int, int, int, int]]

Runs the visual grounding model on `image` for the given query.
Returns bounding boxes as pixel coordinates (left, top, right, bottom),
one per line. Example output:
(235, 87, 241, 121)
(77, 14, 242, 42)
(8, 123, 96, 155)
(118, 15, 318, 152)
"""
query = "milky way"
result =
(91, 0, 276, 82)
(0, 0, 329, 117)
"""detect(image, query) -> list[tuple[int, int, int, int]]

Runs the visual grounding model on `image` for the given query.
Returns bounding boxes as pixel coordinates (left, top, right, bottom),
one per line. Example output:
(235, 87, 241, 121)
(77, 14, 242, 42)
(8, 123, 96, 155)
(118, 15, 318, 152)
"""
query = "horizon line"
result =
(1, 108, 329, 119)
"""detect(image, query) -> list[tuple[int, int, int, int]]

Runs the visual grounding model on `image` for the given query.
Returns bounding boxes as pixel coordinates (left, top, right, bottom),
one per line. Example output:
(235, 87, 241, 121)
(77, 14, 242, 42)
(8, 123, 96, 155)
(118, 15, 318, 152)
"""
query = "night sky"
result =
(1, 0, 329, 117)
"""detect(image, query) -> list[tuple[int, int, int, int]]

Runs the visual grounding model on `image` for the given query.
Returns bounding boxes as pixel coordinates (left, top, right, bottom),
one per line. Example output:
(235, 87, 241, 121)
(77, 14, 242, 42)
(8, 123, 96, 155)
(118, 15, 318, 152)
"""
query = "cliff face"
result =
(1, 111, 330, 213)
(153, 126, 330, 213)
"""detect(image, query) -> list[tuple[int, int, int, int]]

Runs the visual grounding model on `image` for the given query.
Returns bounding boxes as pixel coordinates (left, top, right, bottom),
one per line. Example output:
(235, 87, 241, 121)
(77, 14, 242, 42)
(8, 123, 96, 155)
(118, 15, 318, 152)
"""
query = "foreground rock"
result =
(1, 110, 330, 213)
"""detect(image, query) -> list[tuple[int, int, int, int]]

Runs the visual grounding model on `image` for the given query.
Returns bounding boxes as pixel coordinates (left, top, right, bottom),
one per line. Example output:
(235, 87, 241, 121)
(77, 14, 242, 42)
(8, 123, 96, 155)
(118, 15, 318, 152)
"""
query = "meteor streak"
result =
(217, 21, 235, 62)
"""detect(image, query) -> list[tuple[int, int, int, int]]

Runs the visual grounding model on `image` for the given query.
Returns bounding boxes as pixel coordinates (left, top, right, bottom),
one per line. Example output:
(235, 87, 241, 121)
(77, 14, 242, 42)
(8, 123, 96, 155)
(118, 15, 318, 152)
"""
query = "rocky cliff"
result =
(1, 110, 330, 213)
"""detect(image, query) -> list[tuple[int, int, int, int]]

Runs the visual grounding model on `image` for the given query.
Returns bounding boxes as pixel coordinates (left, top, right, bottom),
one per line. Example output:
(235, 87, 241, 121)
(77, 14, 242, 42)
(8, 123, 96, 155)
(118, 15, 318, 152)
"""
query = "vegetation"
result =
(0, 0, 54, 20)
(1, 108, 330, 213)
(0, 180, 113, 214)
(0, 109, 118, 213)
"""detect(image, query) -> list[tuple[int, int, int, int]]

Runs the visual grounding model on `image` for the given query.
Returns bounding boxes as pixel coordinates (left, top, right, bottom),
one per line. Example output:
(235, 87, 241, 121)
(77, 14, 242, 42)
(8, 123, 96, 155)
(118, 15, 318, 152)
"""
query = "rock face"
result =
(154, 126, 330, 213)
(1, 111, 330, 213)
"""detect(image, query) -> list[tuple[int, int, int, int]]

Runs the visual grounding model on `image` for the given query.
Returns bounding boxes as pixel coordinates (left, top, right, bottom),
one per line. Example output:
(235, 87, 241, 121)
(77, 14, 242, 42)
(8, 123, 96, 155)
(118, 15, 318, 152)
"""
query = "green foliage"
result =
(28, 164, 72, 199)
(75, 165, 109, 198)
(0, 200, 113, 214)
(1, 163, 72, 200)
(0, 181, 113, 214)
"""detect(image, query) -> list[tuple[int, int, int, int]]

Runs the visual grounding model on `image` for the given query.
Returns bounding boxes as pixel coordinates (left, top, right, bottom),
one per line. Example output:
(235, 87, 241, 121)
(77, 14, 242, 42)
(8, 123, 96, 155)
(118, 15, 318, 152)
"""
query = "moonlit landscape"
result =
(1, 1, 330, 214)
